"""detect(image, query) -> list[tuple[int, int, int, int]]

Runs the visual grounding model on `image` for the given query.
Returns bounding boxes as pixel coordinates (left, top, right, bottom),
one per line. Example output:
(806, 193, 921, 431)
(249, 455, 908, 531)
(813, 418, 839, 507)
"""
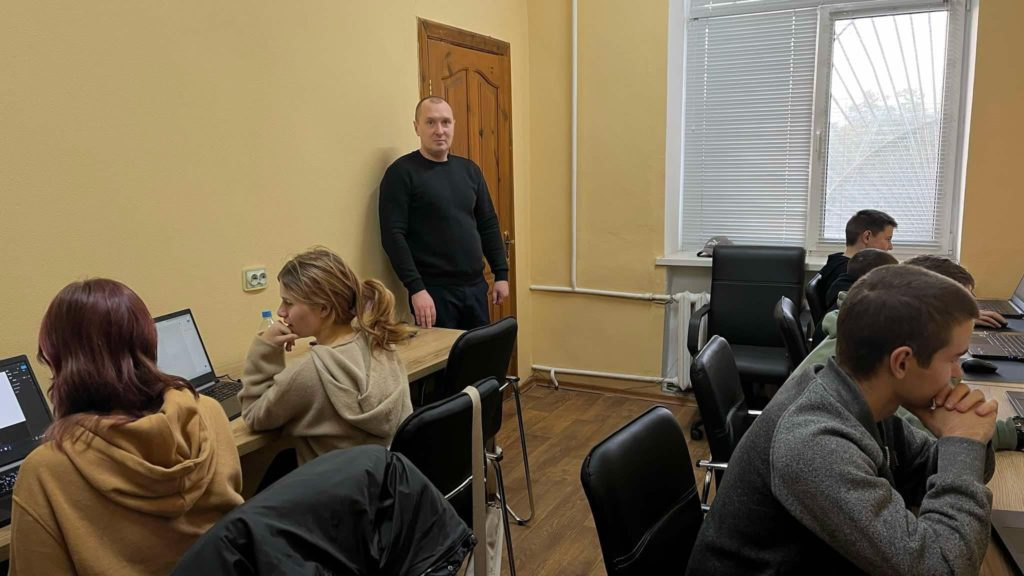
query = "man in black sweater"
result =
(378, 96, 509, 330)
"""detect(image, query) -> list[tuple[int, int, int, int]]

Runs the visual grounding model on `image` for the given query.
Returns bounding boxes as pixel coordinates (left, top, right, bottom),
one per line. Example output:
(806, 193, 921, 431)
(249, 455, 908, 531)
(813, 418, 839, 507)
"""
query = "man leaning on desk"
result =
(687, 265, 997, 575)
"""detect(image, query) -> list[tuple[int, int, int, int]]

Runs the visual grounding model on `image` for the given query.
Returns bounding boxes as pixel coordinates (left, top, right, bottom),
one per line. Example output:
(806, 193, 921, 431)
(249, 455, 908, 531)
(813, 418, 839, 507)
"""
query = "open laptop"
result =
(0, 355, 54, 527)
(992, 510, 1024, 573)
(155, 309, 242, 420)
(977, 274, 1024, 319)
(969, 331, 1024, 361)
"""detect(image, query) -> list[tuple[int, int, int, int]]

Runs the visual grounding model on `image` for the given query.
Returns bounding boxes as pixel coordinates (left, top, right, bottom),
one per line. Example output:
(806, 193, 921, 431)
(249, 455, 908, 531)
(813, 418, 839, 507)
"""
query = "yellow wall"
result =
(960, 0, 1024, 298)
(527, 0, 669, 382)
(524, 0, 1024, 385)
(0, 1, 533, 382)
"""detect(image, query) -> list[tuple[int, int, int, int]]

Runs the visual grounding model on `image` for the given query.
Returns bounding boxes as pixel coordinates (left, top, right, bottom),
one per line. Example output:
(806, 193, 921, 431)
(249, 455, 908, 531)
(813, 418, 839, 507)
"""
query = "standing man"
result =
(379, 96, 509, 329)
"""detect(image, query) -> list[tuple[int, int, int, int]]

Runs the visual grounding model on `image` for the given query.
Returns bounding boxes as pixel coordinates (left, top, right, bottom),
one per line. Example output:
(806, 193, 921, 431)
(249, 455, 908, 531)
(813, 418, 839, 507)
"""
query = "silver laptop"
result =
(977, 274, 1024, 319)
(155, 309, 242, 420)
(0, 355, 54, 526)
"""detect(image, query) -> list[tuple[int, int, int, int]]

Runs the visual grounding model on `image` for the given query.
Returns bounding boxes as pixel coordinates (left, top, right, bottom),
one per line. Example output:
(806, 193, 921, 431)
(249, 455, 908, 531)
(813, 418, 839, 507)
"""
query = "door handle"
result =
(503, 231, 514, 260)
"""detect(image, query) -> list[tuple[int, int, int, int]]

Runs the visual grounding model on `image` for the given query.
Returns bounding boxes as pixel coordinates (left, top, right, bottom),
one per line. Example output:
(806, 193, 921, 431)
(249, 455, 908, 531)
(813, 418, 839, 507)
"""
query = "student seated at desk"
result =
(687, 265, 996, 575)
(240, 247, 414, 465)
(9, 279, 243, 576)
(816, 209, 897, 310)
(798, 254, 1024, 452)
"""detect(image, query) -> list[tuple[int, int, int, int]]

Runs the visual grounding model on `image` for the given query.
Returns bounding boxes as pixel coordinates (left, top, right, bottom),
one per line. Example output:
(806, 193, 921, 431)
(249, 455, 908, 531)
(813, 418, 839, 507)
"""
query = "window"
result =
(674, 0, 970, 256)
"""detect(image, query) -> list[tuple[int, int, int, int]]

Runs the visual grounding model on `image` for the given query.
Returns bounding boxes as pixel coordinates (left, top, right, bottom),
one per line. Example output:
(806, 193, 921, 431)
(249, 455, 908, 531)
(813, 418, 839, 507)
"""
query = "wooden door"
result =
(418, 19, 517, 334)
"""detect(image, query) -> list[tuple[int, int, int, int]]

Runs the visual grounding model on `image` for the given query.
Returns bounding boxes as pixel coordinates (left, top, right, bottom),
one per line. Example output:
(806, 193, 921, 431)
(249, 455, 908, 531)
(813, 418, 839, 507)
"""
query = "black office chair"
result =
(806, 273, 825, 338)
(172, 446, 473, 575)
(690, 335, 759, 508)
(391, 378, 516, 576)
(580, 406, 704, 575)
(687, 245, 806, 409)
(434, 317, 535, 526)
(774, 296, 809, 370)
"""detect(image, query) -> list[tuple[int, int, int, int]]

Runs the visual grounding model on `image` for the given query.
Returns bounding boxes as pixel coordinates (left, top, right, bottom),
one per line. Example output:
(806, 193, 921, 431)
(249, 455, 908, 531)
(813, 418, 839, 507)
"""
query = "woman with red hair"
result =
(8, 279, 243, 575)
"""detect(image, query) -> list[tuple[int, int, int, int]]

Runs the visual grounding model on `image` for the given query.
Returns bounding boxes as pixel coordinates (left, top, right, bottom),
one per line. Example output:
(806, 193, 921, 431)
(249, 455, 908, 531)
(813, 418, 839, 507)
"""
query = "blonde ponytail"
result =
(355, 278, 414, 350)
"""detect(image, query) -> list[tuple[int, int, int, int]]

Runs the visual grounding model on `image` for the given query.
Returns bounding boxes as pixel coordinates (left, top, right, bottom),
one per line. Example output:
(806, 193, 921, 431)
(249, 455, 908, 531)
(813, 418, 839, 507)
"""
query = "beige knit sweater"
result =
(239, 332, 412, 464)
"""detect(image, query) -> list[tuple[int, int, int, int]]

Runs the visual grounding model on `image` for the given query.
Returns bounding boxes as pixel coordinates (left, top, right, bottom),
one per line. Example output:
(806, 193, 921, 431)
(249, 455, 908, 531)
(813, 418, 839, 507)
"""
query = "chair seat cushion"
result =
(729, 345, 791, 386)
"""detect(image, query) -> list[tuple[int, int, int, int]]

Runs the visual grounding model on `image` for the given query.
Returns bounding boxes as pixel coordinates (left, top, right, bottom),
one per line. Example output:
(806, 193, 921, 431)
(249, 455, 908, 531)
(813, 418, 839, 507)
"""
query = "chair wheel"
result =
(690, 428, 704, 441)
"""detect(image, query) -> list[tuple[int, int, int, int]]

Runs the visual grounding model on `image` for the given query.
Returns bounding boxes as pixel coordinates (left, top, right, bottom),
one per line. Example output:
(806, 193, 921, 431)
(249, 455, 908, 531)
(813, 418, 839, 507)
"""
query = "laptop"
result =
(0, 355, 54, 527)
(969, 331, 1024, 361)
(155, 309, 242, 420)
(992, 510, 1024, 573)
(977, 274, 1024, 319)
(1007, 390, 1024, 417)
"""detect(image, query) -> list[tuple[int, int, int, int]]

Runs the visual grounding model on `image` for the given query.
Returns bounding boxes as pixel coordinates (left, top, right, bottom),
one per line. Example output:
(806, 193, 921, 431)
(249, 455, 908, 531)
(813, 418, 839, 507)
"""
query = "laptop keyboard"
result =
(979, 301, 1021, 316)
(989, 333, 1024, 357)
(201, 380, 242, 402)
(0, 468, 18, 498)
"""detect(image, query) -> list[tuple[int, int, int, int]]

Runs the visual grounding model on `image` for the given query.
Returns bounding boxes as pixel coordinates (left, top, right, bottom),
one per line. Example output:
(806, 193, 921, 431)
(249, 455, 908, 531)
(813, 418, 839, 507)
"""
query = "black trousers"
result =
(418, 279, 491, 330)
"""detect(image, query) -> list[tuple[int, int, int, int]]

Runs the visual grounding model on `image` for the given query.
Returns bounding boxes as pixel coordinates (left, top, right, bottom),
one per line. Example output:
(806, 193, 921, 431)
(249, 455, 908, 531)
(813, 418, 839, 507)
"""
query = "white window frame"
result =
(664, 0, 975, 261)
(805, 0, 970, 258)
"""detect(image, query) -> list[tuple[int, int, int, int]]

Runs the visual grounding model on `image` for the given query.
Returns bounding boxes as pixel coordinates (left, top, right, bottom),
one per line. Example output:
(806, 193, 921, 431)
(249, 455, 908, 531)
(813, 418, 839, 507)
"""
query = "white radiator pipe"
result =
(530, 0, 673, 305)
(571, 0, 578, 290)
(531, 284, 676, 303)
(533, 364, 678, 386)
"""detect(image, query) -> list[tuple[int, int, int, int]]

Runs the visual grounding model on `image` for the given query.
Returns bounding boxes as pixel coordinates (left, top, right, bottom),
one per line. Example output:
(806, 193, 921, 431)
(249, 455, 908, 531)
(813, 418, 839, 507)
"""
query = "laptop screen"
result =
(154, 309, 216, 388)
(0, 355, 53, 469)
(1013, 274, 1024, 306)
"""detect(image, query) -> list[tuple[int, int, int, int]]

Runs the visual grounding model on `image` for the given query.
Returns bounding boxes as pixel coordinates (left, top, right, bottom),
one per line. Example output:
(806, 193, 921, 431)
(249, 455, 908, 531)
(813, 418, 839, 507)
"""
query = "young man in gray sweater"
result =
(686, 265, 997, 575)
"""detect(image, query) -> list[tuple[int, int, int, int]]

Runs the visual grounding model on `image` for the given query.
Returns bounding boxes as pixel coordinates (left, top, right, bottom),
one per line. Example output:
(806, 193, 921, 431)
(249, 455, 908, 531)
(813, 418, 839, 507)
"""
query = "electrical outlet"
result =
(243, 267, 268, 292)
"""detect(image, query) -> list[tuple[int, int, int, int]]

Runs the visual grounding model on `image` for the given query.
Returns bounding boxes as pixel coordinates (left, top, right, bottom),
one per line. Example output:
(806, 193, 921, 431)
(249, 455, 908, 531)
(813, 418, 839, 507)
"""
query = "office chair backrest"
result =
(709, 245, 806, 348)
(690, 335, 749, 463)
(774, 296, 809, 369)
(437, 316, 517, 435)
(805, 273, 825, 329)
(580, 406, 703, 576)
(391, 377, 502, 526)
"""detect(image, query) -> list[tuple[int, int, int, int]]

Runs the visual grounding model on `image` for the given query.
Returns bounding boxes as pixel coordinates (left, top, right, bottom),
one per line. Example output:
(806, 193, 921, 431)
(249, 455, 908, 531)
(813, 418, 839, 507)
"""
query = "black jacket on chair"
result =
(171, 445, 473, 576)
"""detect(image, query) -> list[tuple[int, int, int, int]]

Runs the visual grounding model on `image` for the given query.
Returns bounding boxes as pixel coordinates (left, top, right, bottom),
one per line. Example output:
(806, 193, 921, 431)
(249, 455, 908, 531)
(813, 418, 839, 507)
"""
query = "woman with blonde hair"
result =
(240, 246, 414, 464)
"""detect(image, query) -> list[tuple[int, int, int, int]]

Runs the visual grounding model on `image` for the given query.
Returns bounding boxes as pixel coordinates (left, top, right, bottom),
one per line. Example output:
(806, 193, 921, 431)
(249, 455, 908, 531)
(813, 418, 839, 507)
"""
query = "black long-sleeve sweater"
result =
(379, 151, 509, 293)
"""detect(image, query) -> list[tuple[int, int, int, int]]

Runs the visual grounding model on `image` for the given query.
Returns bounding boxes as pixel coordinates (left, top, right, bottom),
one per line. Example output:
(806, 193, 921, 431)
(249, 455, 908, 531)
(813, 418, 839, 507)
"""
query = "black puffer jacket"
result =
(171, 445, 473, 575)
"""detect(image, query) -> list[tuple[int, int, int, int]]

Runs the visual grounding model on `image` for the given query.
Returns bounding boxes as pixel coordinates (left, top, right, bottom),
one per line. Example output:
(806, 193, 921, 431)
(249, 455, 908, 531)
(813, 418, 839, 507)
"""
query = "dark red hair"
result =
(38, 278, 194, 448)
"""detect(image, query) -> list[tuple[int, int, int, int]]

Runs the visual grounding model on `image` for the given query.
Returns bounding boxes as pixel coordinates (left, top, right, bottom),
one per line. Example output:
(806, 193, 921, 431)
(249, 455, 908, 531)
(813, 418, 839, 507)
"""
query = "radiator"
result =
(665, 291, 710, 393)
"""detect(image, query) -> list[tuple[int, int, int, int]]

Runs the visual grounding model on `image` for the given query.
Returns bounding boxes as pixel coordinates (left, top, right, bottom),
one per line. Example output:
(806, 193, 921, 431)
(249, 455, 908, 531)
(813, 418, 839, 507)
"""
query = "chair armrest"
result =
(499, 375, 520, 392)
(687, 303, 711, 356)
(697, 459, 729, 512)
(696, 459, 729, 471)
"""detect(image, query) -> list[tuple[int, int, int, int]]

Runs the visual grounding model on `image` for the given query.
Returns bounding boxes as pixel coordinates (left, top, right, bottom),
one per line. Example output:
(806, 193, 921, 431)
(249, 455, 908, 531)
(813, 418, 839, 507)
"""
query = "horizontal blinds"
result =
(815, 2, 962, 252)
(682, 8, 818, 250)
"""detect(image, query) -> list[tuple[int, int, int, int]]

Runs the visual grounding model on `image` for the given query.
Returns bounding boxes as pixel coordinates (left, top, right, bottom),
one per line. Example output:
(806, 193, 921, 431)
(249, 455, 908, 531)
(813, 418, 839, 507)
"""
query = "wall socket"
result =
(243, 267, 268, 292)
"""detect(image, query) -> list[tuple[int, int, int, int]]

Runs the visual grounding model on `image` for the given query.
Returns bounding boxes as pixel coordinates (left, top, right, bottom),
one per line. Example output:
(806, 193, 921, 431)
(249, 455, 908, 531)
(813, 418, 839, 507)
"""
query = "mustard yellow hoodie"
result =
(8, 388, 243, 575)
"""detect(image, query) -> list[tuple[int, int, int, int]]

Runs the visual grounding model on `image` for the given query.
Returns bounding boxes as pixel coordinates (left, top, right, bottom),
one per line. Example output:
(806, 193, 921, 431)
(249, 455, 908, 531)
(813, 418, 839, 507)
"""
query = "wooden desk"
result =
(231, 327, 462, 457)
(968, 382, 1024, 575)
(0, 327, 462, 563)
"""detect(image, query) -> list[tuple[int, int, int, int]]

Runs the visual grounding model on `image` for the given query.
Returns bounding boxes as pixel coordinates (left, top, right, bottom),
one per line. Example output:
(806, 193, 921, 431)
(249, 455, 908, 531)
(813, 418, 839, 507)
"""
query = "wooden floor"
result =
(492, 384, 710, 575)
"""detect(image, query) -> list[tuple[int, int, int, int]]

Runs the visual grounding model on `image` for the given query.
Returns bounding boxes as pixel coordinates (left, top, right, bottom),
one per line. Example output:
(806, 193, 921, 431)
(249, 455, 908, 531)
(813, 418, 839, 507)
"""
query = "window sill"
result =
(656, 251, 828, 272)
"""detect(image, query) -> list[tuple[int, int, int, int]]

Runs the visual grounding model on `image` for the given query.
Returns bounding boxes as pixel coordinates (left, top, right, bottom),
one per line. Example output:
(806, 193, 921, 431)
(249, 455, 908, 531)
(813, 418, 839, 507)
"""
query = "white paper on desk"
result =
(0, 371, 27, 429)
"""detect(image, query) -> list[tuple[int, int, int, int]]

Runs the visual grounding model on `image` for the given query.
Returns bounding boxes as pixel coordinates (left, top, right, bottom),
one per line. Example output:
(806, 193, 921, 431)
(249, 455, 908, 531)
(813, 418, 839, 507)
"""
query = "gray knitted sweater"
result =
(686, 358, 995, 575)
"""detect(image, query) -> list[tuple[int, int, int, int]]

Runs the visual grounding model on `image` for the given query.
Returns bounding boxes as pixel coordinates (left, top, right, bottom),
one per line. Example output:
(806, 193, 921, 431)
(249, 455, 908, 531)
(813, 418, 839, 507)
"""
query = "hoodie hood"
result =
(308, 333, 410, 441)
(64, 388, 217, 518)
(821, 290, 848, 338)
